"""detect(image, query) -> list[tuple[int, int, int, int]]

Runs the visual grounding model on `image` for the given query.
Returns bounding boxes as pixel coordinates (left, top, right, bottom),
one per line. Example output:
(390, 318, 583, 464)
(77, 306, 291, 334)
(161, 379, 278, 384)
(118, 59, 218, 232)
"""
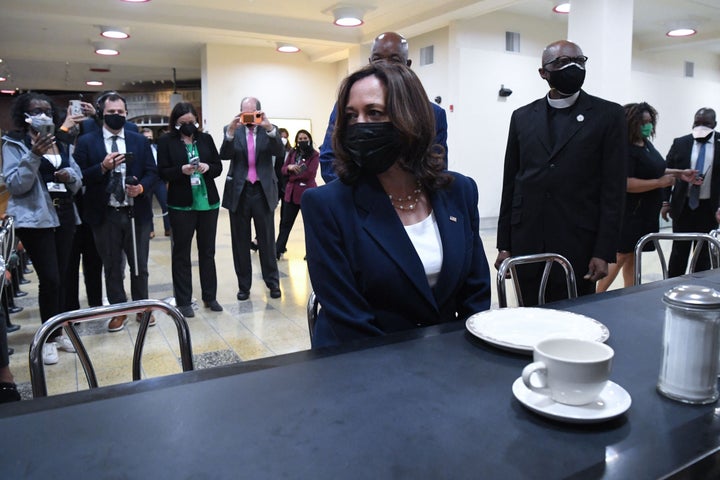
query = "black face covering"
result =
(546, 63, 586, 96)
(179, 123, 197, 137)
(343, 122, 400, 175)
(104, 113, 126, 131)
(297, 140, 310, 151)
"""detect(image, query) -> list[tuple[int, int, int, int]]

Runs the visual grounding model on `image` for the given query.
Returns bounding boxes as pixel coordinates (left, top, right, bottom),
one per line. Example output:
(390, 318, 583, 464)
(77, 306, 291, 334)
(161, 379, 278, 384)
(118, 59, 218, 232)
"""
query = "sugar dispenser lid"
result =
(663, 285, 720, 310)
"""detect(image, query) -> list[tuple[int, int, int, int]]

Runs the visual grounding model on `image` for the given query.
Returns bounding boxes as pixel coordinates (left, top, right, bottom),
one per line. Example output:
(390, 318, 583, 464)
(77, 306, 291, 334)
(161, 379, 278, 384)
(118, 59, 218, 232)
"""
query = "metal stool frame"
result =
(633, 232, 720, 285)
(497, 253, 578, 308)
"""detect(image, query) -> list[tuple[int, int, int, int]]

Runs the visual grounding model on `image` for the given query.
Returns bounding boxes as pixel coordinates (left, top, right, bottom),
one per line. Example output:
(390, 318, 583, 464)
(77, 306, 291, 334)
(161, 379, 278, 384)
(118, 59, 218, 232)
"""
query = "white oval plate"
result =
(465, 307, 610, 354)
(512, 377, 631, 423)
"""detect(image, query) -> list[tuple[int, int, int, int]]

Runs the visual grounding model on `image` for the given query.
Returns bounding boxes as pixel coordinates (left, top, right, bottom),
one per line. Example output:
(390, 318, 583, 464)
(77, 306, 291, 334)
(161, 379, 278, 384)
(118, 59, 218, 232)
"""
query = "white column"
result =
(567, 0, 634, 104)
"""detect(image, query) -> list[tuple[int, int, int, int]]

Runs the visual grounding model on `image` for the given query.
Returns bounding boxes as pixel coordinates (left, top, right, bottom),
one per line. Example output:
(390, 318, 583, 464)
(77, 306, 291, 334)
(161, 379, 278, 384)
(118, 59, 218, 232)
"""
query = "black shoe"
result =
(177, 304, 195, 318)
(8, 306, 23, 314)
(269, 287, 281, 299)
(0, 382, 20, 403)
(236, 291, 250, 301)
(23, 267, 33, 274)
(250, 241, 259, 252)
(6, 323, 20, 333)
(14, 290, 28, 298)
(19, 278, 30, 285)
(204, 300, 223, 312)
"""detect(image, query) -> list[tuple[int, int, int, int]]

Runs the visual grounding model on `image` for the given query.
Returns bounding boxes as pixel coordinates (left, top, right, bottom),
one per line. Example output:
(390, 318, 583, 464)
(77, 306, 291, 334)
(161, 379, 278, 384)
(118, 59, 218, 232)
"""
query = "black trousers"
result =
(168, 208, 219, 307)
(668, 198, 717, 278)
(65, 222, 103, 309)
(16, 223, 75, 337)
(275, 200, 301, 256)
(228, 182, 279, 292)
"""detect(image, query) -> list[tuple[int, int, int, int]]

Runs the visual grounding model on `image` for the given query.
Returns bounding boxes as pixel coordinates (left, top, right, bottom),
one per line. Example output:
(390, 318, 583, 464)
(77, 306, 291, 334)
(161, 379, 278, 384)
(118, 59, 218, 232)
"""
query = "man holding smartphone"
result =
(73, 92, 158, 332)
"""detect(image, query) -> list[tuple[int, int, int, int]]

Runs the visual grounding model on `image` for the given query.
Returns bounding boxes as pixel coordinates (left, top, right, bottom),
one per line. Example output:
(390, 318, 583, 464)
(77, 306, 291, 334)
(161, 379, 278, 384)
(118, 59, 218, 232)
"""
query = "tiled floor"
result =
(6, 207, 669, 399)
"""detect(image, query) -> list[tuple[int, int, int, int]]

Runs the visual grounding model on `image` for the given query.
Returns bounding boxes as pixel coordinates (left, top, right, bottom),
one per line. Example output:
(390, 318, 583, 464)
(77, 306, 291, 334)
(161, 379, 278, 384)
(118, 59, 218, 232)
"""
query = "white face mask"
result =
(281, 137, 288, 146)
(693, 125, 713, 139)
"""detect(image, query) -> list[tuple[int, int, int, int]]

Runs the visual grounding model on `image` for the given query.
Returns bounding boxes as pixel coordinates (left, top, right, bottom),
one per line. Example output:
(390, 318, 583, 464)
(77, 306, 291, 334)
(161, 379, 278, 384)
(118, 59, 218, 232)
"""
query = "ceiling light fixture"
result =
(121, 0, 151, 3)
(100, 26, 130, 40)
(276, 43, 300, 53)
(553, 3, 571, 14)
(333, 6, 364, 27)
(94, 41, 119, 56)
(86, 80, 104, 86)
(1, 90, 16, 95)
(667, 28, 697, 37)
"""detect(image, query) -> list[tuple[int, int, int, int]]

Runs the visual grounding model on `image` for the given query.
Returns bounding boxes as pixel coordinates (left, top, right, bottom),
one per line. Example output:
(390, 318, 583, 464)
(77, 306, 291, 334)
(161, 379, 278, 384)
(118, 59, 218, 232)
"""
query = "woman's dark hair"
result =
(625, 102, 658, 145)
(10, 92, 61, 131)
(168, 102, 200, 138)
(332, 61, 451, 190)
(294, 129, 313, 148)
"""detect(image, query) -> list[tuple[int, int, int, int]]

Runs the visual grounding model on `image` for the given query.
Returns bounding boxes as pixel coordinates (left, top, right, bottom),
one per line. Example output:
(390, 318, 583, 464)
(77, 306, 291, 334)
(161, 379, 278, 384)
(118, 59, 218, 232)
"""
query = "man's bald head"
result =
(370, 32, 411, 67)
(541, 40, 583, 68)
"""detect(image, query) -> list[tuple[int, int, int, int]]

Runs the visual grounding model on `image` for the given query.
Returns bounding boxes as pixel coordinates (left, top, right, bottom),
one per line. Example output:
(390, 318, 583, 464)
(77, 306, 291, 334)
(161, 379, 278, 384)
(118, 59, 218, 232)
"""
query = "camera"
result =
(241, 111, 263, 125)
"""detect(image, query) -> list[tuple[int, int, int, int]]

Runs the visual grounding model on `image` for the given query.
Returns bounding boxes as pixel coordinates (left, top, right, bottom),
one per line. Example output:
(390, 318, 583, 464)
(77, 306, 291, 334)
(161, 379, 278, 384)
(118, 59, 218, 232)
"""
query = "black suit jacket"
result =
(156, 132, 222, 207)
(73, 127, 157, 225)
(665, 132, 720, 218)
(219, 125, 284, 212)
(497, 90, 628, 271)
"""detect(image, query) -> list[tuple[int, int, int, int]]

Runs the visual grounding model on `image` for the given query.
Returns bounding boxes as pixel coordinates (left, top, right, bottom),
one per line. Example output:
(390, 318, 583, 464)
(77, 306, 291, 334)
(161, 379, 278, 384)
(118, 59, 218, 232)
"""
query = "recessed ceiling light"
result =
(333, 7, 364, 27)
(276, 43, 300, 53)
(89, 67, 111, 73)
(0, 77, 6, 82)
(553, 3, 571, 14)
(86, 80, 104, 86)
(94, 41, 119, 56)
(667, 28, 696, 37)
(1, 90, 16, 94)
(101, 26, 130, 40)
(121, 0, 151, 3)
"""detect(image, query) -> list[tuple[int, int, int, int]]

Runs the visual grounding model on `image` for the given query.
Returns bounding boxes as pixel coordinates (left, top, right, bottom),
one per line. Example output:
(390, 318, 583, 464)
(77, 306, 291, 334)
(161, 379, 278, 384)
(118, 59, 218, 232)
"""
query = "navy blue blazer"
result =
(302, 172, 491, 348)
(73, 127, 158, 225)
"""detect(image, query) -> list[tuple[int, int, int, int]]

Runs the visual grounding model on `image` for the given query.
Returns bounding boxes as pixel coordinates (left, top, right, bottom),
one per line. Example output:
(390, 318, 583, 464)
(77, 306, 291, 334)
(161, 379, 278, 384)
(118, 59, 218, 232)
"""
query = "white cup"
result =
(521, 337, 614, 406)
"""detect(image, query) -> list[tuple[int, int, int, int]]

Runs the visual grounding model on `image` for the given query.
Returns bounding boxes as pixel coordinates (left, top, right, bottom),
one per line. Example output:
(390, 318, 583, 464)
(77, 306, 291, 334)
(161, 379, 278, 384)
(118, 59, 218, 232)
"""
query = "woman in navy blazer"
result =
(157, 102, 223, 316)
(302, 61, 491, 348)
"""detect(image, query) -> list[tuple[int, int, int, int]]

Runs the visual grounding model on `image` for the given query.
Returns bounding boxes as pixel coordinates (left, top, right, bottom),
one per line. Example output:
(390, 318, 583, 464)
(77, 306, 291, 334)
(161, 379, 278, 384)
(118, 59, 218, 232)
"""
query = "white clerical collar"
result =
(546, 91, 580, 109)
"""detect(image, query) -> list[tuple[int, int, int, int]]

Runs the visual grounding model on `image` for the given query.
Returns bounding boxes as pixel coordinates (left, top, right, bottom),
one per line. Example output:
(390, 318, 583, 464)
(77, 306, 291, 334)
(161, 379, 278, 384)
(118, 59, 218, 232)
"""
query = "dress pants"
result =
(275, 200, 301, 256)
(228, 181, 279, 292)
(92, 206, 151, 304)
(668, 198, 717, 278)
(168, 208, 219, 307)
(65, 222, 103, 309)
(16, 223, 75, 338)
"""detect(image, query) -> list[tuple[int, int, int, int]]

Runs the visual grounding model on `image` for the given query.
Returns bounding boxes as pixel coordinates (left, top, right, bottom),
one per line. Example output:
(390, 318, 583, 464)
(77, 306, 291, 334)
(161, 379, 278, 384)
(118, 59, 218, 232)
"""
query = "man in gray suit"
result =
(220, 97, 285, 300)
(495, 40, 627, 305)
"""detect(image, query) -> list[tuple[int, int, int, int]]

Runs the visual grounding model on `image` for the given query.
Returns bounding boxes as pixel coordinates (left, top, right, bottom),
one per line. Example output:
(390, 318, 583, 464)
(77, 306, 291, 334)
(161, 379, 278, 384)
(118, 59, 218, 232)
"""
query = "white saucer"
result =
(512, 377, 632, 423)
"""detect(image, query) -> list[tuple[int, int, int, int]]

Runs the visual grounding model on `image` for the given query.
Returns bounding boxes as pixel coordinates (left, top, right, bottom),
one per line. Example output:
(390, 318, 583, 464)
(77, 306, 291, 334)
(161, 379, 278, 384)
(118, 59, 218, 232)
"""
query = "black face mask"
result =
(179, 123, 197, 137)
(546, 63, 586, 96)
(297, 140, 310, 151)
(104, 113, 126, 131)
(343, 122, 400, 175)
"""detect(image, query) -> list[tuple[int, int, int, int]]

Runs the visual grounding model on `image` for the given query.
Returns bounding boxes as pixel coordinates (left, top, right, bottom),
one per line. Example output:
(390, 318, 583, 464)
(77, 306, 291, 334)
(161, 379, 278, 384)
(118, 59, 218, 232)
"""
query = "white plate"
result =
(512, 377, 631, 423)
(465, 308, 610, 354)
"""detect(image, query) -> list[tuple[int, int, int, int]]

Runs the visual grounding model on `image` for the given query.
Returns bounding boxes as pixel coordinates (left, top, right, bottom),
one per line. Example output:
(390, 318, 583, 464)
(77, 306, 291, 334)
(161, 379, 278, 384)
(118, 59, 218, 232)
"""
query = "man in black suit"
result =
(220, 97, 284, 300)
(495, 39, 627, 305)
(662, 108, 719, 277)
(73, 93, 158, 331)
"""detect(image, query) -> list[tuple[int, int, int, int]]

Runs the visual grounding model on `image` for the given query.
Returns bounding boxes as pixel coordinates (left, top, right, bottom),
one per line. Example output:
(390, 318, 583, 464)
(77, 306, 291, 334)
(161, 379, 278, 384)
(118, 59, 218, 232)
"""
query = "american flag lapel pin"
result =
(450, 216, 457, 222)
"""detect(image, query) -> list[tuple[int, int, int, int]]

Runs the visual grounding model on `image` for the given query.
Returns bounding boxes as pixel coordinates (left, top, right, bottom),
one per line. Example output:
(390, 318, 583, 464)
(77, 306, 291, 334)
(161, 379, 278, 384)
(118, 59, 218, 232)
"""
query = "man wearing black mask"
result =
(73, 93, 158, 331)
(662, 108, 719, 277)
(495, 39, 628, 305)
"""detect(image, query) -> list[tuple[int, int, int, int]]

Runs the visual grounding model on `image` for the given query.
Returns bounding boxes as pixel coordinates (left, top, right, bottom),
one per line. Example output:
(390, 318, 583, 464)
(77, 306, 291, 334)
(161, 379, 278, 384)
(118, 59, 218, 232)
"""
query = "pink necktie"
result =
(246, 126, 257, 184)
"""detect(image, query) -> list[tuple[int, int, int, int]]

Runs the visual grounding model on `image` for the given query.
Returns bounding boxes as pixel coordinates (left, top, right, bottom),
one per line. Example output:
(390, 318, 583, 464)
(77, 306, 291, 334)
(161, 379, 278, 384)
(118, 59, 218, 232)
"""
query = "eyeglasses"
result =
(26, 108, 53, 116)
(542, 55, 588, 69)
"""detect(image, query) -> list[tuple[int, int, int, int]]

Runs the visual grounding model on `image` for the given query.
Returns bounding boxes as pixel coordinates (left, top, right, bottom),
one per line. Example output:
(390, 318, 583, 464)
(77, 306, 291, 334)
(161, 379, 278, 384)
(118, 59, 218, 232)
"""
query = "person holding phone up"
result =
(73, 92, 158, 332)
(1, 92, 83, 365)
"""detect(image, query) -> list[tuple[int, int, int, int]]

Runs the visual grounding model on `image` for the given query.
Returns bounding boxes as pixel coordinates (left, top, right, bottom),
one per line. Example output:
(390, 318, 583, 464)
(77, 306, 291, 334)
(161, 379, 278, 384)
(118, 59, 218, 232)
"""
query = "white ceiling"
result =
(0, 0, 718, 93)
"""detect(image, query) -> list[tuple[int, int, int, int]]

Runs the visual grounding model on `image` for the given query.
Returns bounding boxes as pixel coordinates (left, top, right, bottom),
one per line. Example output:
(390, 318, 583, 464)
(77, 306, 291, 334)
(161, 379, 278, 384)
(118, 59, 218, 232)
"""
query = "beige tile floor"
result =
(5, 206, 670, 399)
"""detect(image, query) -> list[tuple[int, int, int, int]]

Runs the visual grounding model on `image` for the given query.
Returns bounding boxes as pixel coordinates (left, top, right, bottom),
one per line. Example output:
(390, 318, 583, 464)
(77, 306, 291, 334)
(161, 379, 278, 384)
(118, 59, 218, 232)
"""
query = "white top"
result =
(44, 153, 62, 169)
(404, 211, 443, 287)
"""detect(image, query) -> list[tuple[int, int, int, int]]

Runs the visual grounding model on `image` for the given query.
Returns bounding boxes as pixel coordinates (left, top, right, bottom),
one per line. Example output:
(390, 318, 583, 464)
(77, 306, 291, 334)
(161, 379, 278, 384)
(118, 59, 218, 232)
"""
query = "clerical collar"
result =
(546, 91, 580, 109)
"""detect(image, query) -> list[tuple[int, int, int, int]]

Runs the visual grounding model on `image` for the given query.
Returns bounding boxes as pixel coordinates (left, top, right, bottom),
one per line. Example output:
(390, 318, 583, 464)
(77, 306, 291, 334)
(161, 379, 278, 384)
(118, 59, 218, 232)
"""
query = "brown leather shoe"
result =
(136, 313, 157, 327)
(108, 315, 127, 332)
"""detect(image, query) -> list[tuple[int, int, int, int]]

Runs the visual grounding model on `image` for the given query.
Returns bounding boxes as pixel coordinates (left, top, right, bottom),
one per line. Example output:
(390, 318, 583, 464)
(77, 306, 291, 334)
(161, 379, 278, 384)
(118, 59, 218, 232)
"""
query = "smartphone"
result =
(36, 123, 54, 137)
(69, 100, 82, 116)
(123, 152, 134, 164)
(241, 111, 263, 125)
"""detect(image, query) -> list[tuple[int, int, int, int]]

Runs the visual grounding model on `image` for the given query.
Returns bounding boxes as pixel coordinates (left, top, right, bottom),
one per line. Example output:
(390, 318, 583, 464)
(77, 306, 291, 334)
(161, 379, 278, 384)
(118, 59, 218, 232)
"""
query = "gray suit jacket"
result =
(219, 124, 284, 212)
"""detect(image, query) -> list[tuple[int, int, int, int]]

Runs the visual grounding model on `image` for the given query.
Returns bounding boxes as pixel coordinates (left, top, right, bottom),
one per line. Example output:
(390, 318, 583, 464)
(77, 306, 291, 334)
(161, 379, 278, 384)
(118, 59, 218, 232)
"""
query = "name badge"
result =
(190, 174, 201, 186)
(47, 182, 67, 193)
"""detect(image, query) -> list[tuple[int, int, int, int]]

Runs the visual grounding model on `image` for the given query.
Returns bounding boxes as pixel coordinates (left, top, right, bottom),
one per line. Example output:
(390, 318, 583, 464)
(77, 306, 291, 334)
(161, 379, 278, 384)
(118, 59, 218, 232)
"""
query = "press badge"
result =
(46, 182, 67, 193)
(190, 174, 201, 186)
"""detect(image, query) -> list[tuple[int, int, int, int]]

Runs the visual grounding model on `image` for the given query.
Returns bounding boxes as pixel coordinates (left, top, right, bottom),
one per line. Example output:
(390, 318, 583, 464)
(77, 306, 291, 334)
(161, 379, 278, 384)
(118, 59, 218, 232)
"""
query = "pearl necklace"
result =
(388, 182, 422, 211)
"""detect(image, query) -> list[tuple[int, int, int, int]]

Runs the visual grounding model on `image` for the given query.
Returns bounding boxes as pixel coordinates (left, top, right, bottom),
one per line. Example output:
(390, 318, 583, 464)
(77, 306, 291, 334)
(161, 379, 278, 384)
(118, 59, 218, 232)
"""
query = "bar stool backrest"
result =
(633, 232, 720, 285)
(496, 253, 578, 308)
(29, 299, 194, 397)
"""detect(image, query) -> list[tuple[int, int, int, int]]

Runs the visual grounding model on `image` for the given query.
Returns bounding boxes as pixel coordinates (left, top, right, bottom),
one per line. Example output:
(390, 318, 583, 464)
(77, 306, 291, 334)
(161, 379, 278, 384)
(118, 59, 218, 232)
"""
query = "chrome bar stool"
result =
(496, 253, 578, 308)
(633, 232, 720, 285)
(29, 299, 194, 397)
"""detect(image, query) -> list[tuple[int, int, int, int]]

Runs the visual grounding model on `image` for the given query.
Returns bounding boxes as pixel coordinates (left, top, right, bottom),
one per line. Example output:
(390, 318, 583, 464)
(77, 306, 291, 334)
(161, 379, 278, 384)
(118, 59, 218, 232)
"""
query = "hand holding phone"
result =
(241, 111, 263, 125)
